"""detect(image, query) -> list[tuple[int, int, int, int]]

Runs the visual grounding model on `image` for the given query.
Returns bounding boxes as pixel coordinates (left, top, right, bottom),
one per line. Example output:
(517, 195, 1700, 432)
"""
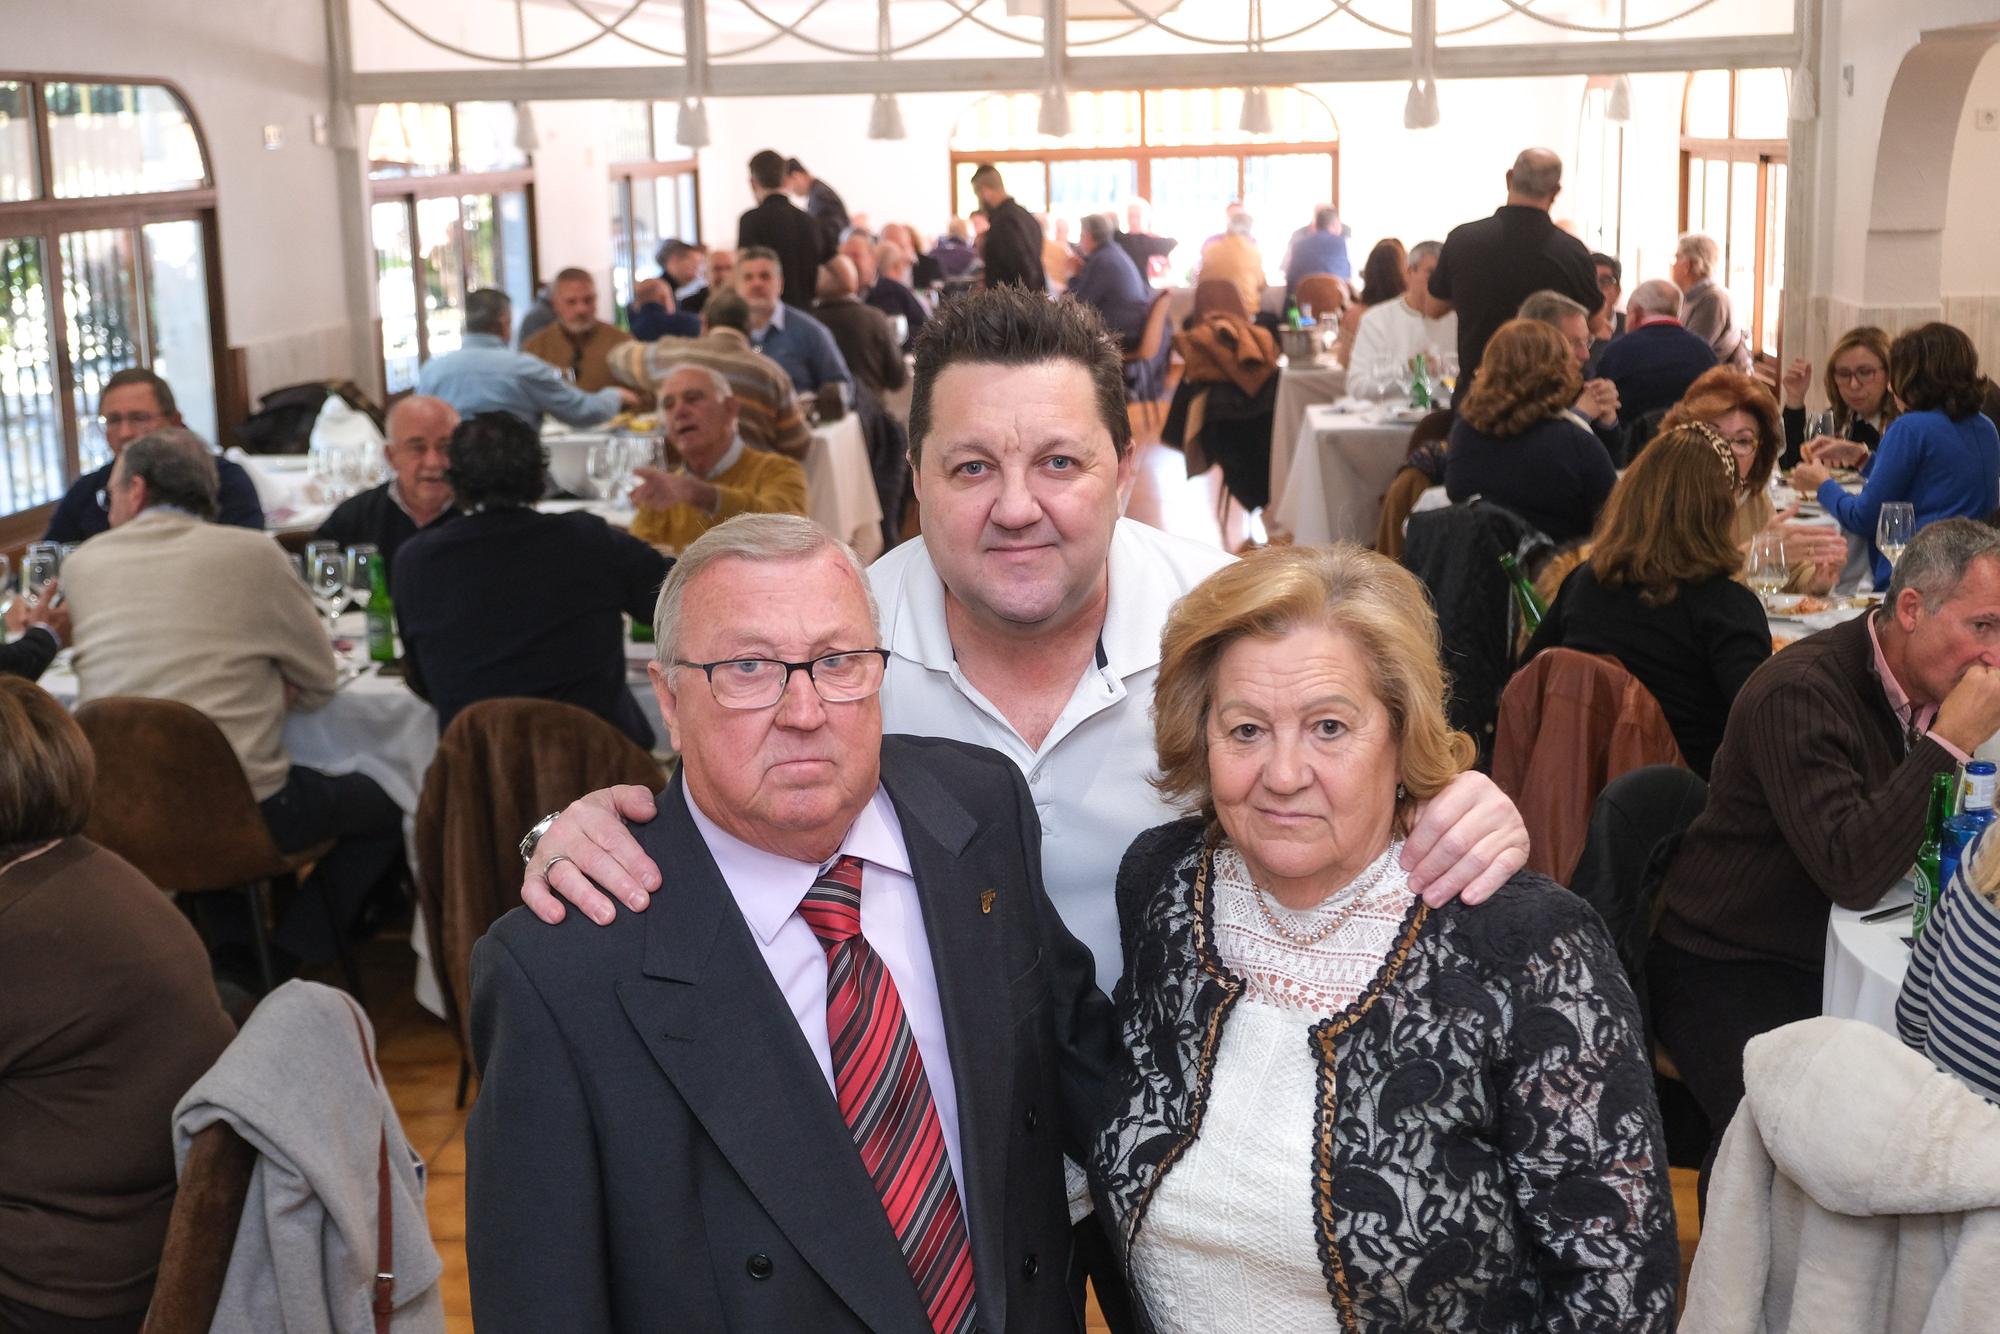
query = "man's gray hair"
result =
(1628, 278, 1682, 319)
(1406, 240, 1442, 268)
(119, 427, 219, 520)
(653, 513, 879, 664)
(1517, 289, 1589, 325)
(1313, 206, 1339, 231)
(1226, 211, 1256, 238)
(1886, 518, 2000, 613)
(1676, 232, 1719, 279)
(1079, 212, 1114, 248)
(1509, 148, 1563, 199)
(657, 364, 734, 404)
(465, 288, 512, 336)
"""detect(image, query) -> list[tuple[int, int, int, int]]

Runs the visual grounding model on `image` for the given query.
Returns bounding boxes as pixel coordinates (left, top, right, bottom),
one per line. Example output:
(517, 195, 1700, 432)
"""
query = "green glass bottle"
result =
(1913, 771, 1954, 940)
(1498, 552, 1545, 634)
(366, 559, 396, 664)
(1282, 296, 1301, 332)
(629, 615, 655, 644)
(1409, 354, 1432, 410)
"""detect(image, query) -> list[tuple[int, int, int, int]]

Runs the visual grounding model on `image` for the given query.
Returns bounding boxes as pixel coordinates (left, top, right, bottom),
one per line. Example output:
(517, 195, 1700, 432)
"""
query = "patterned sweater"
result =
(1089, 818, 1678, 1334)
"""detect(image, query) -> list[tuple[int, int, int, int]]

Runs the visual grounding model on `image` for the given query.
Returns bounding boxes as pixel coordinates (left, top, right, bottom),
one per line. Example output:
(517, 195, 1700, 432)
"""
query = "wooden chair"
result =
(1122, 291, 1177, 434)
(414, 698, 665, 1105)
(1293, 273, 1348, 324)
(75, 697, 352, 997)
(141, 1121, 258, 1334)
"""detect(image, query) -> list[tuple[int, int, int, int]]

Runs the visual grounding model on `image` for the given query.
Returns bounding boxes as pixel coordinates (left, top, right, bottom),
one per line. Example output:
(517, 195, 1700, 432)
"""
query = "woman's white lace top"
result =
(1128, 840, 1412, 1332)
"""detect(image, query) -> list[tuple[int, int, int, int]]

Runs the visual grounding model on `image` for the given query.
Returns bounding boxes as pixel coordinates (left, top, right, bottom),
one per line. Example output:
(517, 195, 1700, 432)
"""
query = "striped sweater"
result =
(1898, 829, 2000, 1105)
(1656, 611, 1954, 969)
(606, 327, 812, 459)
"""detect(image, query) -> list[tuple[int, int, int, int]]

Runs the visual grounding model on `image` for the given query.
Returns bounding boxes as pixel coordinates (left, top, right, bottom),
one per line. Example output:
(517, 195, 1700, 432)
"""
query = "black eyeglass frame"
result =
(670, 648, 892, 709)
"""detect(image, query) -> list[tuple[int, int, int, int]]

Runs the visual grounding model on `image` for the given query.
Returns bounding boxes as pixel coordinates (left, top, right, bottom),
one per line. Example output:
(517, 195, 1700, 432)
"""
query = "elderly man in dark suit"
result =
(467, 512, 1118, 1333)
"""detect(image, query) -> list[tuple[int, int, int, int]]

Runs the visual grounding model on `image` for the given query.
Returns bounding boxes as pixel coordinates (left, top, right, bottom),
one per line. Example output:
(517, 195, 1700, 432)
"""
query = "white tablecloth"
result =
(1266, 360, 1348, 515)
(1266, 403, 1419, 547)
(1825, 875, 1916, 1036)
(802, 412, 884, 560)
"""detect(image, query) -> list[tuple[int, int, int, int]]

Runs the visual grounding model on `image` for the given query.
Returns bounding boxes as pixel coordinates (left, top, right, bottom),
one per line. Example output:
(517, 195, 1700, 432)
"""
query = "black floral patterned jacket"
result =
(1087, 818, 1679, 1333)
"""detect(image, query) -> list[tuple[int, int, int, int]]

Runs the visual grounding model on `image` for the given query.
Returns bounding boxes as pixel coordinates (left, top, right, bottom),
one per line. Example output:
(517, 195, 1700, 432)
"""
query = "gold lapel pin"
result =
(979, 889, 997, 915)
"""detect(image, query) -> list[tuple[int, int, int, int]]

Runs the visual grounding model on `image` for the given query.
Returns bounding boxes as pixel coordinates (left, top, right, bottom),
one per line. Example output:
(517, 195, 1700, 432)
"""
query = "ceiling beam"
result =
(347, 32, 1803, 104)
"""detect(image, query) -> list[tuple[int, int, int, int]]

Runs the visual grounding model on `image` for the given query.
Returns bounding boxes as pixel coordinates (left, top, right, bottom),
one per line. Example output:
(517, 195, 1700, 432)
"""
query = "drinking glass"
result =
(0, 554, 13, 618)
(346, 544, 381, 608)
(1807, 410, 1837, 441)
(24, 543, 60, 601)
(309, 547, 349, 636)
(1749, 532, 1789, 600)
(1877, 502, 1916, 570)
(586, 440, 625, 505)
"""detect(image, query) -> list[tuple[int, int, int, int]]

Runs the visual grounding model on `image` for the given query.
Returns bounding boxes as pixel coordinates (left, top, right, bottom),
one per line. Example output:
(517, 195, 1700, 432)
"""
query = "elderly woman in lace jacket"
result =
(1089, 544, 1677, 1334)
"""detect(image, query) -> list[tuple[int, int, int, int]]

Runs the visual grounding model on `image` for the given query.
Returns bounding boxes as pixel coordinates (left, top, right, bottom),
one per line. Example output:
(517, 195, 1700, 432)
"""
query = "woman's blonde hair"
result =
(1458, 318, 1581, 437)
(1152, 544, 1475, 832)
(1588, 424, 1745, 605)
(1660, 366, 1782, 493)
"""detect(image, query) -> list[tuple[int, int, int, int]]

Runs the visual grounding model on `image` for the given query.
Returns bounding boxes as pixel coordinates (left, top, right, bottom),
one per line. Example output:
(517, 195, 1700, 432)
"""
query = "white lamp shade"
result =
(1239, 86, 1273, 136)
(1606, 73, 1633, 123)
(1038, 86, 1072, 137)
(676, 97, 710, 150)
(868, 92, 907, 141)
(1404, 78, 1440, 130)
(513, 101, 539, 154)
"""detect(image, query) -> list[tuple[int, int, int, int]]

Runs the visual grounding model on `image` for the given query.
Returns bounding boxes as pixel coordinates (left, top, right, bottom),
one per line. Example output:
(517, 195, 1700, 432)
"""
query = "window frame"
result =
(368, 102, 538, 394)
(606, 102, 701, 315)
(0, 73, 226, 550)
(1678, 69, 1788, 370)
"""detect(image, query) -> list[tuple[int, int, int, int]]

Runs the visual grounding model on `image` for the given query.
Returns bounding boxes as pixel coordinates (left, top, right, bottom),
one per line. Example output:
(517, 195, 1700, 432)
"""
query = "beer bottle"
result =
(1497, 552, 1545, 635)
(365, 559, 397, 664)
(1913, 772, 1954, 940)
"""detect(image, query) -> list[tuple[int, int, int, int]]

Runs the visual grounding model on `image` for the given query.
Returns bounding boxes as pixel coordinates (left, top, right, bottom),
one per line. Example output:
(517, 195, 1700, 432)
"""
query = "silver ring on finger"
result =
(542, 854, 575, 880)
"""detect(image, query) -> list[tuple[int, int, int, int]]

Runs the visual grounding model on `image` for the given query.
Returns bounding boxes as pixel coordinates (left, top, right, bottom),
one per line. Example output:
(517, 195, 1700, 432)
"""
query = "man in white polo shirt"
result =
(516, 287, 1529, 984)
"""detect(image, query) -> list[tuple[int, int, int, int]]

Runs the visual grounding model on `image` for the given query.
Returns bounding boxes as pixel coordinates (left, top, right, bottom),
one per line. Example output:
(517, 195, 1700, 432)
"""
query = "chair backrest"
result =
(1492, 649, 1686, 883)
(1130, 290, 1175, 363)
(1401, 499, 1549, 767)
(1374, 465, 1434, 559)
(414, 698, 665, 1056)
(141, 1121, 257, 1334)
(1294, 273, 1348, 321)
(1192, 278, 1246, 322)
(1568, 765, 1708, 1029)
(74, 697, 293, 892)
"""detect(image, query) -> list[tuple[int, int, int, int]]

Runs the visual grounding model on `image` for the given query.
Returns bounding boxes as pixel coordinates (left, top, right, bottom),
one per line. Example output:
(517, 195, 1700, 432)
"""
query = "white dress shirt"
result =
(868, 517, 1233, 992)
(682, 782, 965, 1201)
(1347, 298, 1458, 399)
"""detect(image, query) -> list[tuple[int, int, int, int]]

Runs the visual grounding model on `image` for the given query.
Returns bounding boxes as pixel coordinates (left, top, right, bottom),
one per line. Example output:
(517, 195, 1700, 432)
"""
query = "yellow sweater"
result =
(629, 446, 810, 550)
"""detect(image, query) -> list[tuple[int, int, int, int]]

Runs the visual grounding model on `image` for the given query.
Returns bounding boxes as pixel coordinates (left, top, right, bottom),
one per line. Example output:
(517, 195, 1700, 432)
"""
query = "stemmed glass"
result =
(1877, 503, 1916, 572)
(1807, 409, 1838, 442)
(303, 540, 348, 636)
(1749, 532, 1789, 604)
(346, 543, 381, 609)
(586, 440, 625, 506)
(23, 542, 60, 602)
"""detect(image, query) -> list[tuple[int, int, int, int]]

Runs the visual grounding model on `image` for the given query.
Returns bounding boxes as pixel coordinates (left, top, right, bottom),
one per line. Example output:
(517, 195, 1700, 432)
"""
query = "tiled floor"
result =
(370, 413, 1702, 1326)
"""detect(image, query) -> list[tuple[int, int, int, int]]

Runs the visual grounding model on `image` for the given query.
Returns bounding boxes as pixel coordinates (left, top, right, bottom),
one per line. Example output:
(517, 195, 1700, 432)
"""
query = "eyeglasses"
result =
(97, 412, 162, 430)
(1833, 366, 1882, 385)
(673, 649, 890, 710)
(1718, 433, 1759, 454)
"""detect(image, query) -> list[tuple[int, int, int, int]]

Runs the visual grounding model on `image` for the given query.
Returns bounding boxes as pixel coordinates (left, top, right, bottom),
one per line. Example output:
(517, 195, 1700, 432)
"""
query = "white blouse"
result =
(1128, 840, 1413, 1332)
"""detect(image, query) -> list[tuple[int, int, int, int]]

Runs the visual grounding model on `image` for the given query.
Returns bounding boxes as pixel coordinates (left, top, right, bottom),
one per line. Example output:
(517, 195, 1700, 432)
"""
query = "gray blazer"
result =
(1680, 277, 1752, 372)
(466, 734, 1120, 1332)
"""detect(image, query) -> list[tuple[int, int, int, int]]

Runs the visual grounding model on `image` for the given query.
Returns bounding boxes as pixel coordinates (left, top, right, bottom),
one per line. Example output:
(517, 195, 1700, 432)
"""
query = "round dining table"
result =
(1824, 875, 1917, 1037)
(1266, 400, 1421, 547)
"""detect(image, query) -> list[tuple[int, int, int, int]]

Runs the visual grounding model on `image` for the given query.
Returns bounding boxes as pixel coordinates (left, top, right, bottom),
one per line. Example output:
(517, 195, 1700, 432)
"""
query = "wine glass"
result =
(1807, 410, 1837, 441)
(0, 554, 13, 619)
(346, 544, 381, 608)
(1877, 502, 1916, 571)
(309, 547, 349, 638)
(586, 440, 625, 506)
(24, 543, 60, 602)
(1749, 532, 1789, 602)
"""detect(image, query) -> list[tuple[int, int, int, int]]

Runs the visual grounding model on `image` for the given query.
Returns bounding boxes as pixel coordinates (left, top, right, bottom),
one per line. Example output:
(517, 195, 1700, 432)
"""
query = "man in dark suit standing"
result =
(786, 156, 851, 261)
(738, 149, 828, 309)
(967, 163, 1045, 293)
(467, 512, 1118, 1333)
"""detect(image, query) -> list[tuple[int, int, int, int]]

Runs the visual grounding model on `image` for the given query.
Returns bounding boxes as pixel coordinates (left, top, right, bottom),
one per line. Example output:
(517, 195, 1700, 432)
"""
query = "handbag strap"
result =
(341, 998, 396, 1334)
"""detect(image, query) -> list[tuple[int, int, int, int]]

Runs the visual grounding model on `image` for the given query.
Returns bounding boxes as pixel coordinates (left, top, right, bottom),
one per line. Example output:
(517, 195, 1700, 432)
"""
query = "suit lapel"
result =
(615, 772, 933, 1334)
(880, 744, 1016, 1334)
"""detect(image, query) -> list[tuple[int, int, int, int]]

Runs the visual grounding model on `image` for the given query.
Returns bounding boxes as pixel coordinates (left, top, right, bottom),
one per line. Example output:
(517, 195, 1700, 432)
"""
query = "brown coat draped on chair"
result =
(1171, 313, 1280, 482)
(1492, 648, 1685, 884)
(413, 699, 664, 1070)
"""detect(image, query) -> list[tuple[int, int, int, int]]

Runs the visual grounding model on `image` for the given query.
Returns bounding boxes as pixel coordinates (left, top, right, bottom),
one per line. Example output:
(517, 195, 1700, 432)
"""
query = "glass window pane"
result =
(1067, 92, 1143, 149)
(1703, 158, 1730, 236)
(607, 102, 652, 164)
(676, 174, 699, 243)
(142, 220, 215, 445)
(0, 237, 66, 515)
(60, 228, 143, 472)
(456, 102, 527, 174)
(373, 200, 419, 395)
(653, 103, 677, 161)
(1683, 70, 1732, 138)
(1727, 159, 1759, 339)
(1049, 160, 1136, 230)
(495, 190, 534, 317)
(462, 194, 498, 292)
(416, 195, 466, 363)
(1761, 161, 1787, 357)
(368, 102, 452, 179)
(45, 82, 207, 198)
(954, 160, 1045, 215)
(1149, 157, 1242, 285)
(1244, 153, 1337, 283)
(610, 179, 634, 313)
(1735, 68, 1790, 141)
(1683, 155, 1704, 234)
(0, 83, 39, 202)
(653, 176, 679, 252)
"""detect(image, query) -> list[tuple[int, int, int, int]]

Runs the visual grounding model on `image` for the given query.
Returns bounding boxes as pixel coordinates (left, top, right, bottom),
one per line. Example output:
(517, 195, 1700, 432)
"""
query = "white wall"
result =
(10, 0, 354, 396)
(1942, 45, 2000, 296)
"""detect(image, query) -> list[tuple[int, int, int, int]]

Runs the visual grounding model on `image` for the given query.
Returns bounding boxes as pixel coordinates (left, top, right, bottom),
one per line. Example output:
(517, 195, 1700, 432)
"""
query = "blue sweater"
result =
(1819, 408, 2000, 585)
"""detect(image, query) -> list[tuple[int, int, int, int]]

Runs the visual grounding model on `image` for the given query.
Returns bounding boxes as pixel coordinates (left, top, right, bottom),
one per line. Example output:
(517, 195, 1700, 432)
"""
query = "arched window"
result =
(1680, 68, 1789, 365)
(606, 102, 701, 316)
(948, 87, 1339, 285)
(368, 102, 537, 394)
(0, 77, 222, 535)
(1573, 76, 1625, 262)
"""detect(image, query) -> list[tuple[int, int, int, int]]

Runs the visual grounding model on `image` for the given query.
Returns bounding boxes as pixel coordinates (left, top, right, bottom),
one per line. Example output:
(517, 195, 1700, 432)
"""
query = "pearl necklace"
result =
(1249, 841, 1403, 948)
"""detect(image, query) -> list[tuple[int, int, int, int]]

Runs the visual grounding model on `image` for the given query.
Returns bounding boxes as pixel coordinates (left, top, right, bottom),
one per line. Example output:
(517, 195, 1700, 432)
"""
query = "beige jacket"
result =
(63, 508, 337, 800)
(1683, 1016, 2000, 1333)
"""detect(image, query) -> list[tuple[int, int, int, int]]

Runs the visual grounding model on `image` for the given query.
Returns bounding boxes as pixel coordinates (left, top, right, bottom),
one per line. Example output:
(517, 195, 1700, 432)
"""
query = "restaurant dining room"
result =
(8, 0, 2000, 1330)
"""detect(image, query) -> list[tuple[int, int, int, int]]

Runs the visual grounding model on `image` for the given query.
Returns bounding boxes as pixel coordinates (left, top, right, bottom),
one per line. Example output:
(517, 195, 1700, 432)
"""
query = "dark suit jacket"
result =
(0, 626, 57, 681)
(980, 197, 1046, 293)
(466, 737, 1119, 1332)
(44, 457, 264, 543)
(1595, 320, 1718, 428)
(739, 194, 828, 309)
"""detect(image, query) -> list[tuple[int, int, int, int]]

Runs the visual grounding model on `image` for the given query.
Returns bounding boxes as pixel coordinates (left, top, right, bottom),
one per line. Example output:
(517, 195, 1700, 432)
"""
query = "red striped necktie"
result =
(798, 855, 978, 1334)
